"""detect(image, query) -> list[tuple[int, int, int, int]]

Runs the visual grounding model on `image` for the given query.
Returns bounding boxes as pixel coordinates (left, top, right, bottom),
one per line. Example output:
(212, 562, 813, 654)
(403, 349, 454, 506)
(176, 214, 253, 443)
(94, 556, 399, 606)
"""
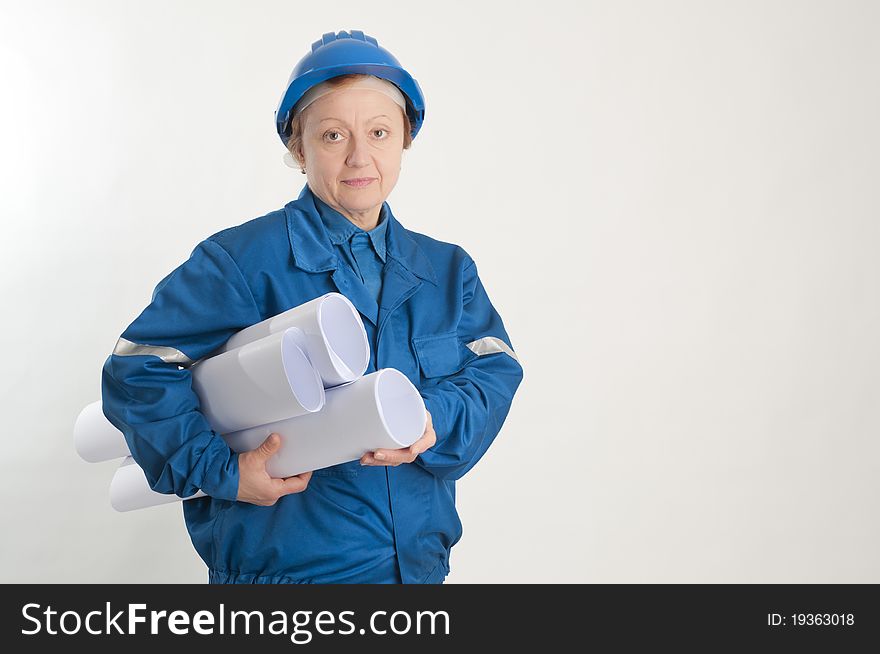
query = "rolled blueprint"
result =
(220, 292, 369, 387)
(191, 327, 324, 434)
(108, 368, 428, 511)
(110, 456, 206, 512)
(76, 293, 369, 464)
(74, 400, 132, 463)
(224, 367, 428, 478)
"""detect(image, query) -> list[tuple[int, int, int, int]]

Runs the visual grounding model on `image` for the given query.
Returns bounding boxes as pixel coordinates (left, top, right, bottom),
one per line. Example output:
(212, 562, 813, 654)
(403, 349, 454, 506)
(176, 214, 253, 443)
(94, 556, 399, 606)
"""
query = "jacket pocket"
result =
(411, 331, 477, 379)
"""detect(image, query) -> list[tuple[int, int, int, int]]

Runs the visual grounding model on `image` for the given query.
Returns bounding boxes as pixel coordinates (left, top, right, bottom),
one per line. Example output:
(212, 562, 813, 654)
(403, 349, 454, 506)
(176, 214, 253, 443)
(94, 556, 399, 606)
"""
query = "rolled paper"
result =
(220, 293, 369, 387)
(86, 292, 399, 512)
(191, 326, 324, 434)
(76, 294, 370, 464)
(109, 456, 206, 512)
(224, 368, 428, 478)
(74, 400, 131, 463)
(108, 369, 427, 512)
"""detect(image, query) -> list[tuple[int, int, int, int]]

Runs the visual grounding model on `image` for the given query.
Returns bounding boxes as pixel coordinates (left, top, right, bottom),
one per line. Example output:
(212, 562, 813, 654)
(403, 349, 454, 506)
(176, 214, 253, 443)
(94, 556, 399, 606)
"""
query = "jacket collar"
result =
(284, 183, 437, 285)
(312, 192, 389, 262)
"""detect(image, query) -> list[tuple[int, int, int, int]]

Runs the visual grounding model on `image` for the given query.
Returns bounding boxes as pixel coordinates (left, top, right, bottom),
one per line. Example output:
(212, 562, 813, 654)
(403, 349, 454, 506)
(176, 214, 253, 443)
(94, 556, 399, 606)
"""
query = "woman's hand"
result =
(360, 409, 437, 467)
(236, 433, 313, 506)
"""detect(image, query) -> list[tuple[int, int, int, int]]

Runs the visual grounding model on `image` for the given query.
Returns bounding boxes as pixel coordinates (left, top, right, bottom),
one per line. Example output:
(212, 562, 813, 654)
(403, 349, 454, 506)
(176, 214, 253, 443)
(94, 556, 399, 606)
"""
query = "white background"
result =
(1, 0, 878, 583)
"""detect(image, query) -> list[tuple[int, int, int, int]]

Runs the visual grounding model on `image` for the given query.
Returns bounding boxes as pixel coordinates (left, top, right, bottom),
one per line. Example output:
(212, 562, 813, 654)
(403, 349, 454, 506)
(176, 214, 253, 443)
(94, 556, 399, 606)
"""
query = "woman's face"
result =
(300, 85, 406, 228)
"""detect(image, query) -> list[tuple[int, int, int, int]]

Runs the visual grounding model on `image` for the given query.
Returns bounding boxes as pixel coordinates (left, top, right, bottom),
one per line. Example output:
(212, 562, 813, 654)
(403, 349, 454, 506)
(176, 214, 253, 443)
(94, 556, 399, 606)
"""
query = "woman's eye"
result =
(323, 128, 387, 142)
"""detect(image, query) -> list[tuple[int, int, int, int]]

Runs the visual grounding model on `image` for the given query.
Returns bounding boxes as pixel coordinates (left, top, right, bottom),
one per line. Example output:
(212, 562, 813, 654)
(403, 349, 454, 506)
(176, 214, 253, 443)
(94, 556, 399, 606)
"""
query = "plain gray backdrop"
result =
(1, 0, 878, 583)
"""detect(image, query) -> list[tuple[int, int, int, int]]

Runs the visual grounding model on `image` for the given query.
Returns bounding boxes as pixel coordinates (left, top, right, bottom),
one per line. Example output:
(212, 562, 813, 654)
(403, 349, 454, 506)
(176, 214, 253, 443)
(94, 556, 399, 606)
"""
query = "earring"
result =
(301, 168, 306, 175)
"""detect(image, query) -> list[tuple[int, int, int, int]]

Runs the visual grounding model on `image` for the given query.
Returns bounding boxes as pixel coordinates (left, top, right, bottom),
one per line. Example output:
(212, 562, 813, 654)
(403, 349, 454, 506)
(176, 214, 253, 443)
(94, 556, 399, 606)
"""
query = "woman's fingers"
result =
(409, 429, 435, 455)
(359, 408, 438, 467)
(362, 428, 436, 466)
(362, 447, 410, 465)
(276, 470, 313, 495)
(361, 451, 407, 466)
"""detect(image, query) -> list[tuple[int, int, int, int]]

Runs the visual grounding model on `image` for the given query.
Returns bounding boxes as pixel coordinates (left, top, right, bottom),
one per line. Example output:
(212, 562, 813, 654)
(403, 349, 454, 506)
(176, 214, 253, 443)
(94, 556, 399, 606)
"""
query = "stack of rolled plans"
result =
(75, 292, 427, 512)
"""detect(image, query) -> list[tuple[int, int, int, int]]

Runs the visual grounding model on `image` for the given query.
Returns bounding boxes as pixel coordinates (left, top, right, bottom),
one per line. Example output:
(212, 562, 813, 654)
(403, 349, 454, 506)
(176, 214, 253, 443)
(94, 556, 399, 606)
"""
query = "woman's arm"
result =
(101, 238, 263, 501)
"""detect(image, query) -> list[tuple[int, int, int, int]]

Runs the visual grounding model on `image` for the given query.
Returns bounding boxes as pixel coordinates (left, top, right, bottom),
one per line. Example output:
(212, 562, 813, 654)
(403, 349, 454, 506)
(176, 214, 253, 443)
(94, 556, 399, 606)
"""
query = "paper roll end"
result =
(73, 401, 101, 462)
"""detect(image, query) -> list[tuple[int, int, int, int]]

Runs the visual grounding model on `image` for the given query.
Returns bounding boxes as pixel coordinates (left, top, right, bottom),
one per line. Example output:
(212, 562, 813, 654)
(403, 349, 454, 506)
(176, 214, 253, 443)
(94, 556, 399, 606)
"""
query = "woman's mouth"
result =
(341, 178, 376, 188)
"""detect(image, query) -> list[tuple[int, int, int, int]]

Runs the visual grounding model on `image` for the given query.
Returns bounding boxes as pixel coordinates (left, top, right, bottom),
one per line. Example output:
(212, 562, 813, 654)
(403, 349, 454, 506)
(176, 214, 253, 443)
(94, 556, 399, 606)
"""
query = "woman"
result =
(101, 30, 523, 584)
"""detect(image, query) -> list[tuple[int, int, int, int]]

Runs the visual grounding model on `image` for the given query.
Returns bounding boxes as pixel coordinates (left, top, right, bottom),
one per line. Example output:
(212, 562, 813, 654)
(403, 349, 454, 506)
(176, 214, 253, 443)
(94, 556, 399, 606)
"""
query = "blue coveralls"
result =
(101, 182, 524, 584)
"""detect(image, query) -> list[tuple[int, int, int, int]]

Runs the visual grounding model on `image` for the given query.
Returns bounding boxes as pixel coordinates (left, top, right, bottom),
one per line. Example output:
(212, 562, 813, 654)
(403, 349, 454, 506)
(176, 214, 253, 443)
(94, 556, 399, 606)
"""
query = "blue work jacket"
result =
(101, 182, 524, 584)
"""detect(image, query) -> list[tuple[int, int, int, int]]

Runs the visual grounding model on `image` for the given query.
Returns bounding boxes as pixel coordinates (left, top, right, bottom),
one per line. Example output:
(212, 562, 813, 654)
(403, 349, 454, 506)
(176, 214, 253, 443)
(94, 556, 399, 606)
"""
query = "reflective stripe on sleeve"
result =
(112, 337, 194, 366)
(465, 336, 520, 363)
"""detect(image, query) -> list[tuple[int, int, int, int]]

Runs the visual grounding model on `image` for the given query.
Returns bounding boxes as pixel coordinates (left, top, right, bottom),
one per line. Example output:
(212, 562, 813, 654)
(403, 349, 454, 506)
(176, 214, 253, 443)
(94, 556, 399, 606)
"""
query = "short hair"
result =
(286, 74, 414, 169)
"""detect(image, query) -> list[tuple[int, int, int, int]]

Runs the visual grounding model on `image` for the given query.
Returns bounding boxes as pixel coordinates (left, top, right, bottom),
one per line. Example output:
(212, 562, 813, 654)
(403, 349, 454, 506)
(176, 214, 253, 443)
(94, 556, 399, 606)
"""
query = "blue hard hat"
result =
(275, 30, 426, 146)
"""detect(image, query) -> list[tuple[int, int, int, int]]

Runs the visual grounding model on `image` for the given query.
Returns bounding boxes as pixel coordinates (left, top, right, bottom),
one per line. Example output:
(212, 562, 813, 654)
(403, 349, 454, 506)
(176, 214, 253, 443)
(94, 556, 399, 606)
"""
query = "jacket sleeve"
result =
(415, 258, 524, 481)
(101, 238, 263, 501)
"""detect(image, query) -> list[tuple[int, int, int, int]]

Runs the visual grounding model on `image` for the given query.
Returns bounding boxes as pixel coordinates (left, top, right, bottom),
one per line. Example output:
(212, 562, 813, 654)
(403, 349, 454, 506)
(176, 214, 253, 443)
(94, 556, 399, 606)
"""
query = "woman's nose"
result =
(345, 134, 371, 168)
